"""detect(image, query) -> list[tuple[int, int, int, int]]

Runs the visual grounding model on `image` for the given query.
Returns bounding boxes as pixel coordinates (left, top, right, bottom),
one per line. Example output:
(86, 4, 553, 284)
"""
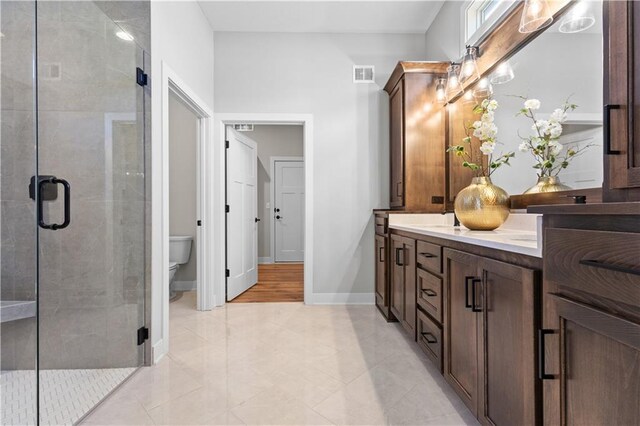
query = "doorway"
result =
(225, 124, 305, 303)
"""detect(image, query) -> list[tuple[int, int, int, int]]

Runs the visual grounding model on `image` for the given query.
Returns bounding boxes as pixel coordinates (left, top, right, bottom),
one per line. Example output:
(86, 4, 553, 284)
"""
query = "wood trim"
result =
(510, 187, 603, 210)
(528, 201, 640, 215)
(384, 61, 449, 94)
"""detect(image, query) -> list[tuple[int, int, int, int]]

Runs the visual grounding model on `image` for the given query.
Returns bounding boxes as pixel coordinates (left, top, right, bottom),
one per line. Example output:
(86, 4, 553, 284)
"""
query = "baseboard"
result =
(172, 280, 196, 291)
(258, 257, 273, 264)
(310, 292, 375, 305)
(152, 339, 167, 364)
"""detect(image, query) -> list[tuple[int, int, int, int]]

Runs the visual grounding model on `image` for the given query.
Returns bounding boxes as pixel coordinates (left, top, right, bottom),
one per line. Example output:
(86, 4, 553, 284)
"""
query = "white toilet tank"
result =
(169, 236, 193, 264)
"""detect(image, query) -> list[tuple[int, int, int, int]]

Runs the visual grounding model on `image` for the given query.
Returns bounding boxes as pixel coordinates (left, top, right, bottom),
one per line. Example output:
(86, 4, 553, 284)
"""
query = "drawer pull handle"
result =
(422, 289, 437, 297)
(604, 104, 621, 155)
(471, 278, 482, 312)
(395, 247, 404, 266)
(538, 329, 557, 380)
(421, 332, 437, 344)
(579, 259, 640, 276)
(464, 276, 474, 309)
(378, 247, 385, 263)
(419, 252, 437, 258)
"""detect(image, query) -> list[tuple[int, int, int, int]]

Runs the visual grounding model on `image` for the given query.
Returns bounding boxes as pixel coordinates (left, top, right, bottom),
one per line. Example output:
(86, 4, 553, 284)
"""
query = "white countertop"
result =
(388, 213, 542, 258)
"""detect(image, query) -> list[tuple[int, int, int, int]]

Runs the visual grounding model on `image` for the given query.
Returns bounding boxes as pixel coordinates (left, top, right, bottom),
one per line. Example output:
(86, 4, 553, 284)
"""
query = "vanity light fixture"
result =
(519, 0, 553, 33)
(116, 30, 134, 41)
(460, 45, 481, 84)
(473, 77, 494, 99)
(558, 1, 595, 33)
(462, 90, 476, 105)
(490, 61, 515, 84)
(435, 77, 447, 104)
(445, 63, 464, 100)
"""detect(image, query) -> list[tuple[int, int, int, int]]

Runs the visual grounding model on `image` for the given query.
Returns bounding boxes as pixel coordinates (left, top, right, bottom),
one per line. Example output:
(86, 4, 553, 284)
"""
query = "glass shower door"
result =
(35, 1, 146, 424)
(0, 1, 39, 425)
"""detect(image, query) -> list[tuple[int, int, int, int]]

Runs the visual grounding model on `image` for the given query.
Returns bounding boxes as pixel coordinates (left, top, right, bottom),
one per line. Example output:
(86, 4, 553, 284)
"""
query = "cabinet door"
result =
(604, 1, 640, 196)
(402, 238, 416, 339)
(478, 258, 539, 426)
(390, 234, 404, 320)
(544, 296, 640, 425)
(375, 234, 387, 308)
(443, 249, 480, 414)
(389, 83, 404, 207)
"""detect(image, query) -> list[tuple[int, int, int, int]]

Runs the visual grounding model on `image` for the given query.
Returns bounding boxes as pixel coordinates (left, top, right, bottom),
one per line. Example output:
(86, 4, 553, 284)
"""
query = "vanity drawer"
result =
(417, 268, 442, 324)
(417, 240, 442, 274)
(375, 216, 388, 235)
(545, 227, 640, 320)
(417, 308, 442, 371)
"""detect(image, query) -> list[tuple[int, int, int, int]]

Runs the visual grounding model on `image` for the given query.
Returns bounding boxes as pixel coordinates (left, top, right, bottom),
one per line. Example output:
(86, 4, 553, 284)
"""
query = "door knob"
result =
(276, 215, 282, 219)
(255, 217, 260, 223)
(275, 208, 280, 212)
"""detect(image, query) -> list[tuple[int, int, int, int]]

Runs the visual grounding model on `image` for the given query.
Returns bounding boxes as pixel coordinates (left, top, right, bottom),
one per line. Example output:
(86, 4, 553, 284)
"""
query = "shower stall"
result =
(0, 1, 150, 424)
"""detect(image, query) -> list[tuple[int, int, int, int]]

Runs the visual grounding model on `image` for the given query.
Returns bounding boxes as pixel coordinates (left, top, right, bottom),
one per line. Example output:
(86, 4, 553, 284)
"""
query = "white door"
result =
(274, 160, 305, 262)
(226, 127, 258, 300)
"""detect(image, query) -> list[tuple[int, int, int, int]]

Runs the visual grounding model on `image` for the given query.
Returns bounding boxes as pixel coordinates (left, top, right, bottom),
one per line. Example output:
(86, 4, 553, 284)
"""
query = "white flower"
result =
(548, 121, 563, 138)
(533, 119, 549, 135)
(481, 99, 489, 108)
(487, 99, 499, 111)
(548, 140, 563, 156)
(550, 108, 568, 123)
(472, 120, 483, 129)
(524, 99, 541, 110)
(480, 142, 495, 155)
(481, 111, 494, 123)
(519, 142, 530, 152)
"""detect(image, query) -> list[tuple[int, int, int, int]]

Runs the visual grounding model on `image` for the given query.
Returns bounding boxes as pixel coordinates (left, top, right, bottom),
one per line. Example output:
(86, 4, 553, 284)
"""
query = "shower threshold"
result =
(1, 367, 136, 425)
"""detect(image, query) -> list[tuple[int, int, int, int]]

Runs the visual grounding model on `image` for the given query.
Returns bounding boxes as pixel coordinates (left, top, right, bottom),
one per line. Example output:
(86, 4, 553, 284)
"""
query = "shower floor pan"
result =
(1, 367, 136, 425)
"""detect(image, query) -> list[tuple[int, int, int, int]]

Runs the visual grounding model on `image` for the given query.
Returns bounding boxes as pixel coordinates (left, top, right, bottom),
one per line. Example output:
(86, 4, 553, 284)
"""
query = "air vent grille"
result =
(233, 124, 254, 132)
(353, 65, 375, 84)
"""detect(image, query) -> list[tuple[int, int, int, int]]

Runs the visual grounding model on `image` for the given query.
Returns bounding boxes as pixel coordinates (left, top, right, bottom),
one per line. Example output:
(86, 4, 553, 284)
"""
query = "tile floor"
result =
(1, 367, 136, 425)
(82, 292, 478, 425)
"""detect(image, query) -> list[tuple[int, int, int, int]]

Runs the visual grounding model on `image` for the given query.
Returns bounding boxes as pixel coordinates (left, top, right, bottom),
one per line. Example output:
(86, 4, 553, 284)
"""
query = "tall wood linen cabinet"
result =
(383, 62, 449, 212)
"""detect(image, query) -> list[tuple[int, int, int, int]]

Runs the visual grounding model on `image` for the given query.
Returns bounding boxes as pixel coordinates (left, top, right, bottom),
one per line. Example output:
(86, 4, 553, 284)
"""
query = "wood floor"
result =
(230, 263, 304, 303)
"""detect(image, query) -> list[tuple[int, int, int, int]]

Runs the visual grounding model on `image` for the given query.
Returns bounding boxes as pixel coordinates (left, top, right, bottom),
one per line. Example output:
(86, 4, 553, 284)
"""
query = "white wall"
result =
(214, 32, 426, 300)
(169, 94, 198, 283)
(249, 125, 304, 260)
(151, 1, 214, 359)
(424, 0, 464, 62)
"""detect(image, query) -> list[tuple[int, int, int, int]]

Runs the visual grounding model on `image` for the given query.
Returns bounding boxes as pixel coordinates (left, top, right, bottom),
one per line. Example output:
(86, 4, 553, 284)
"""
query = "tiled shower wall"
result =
(1, 1, 150, 370)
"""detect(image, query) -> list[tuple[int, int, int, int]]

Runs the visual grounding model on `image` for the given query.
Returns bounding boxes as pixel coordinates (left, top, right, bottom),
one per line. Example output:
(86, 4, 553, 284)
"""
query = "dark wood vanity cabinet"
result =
(390, 234, 416, 338)
(604, 0, 640, 201)
(536, 207, 640, 426)
(384, 62, 448, 212)
(444, 248, 540, 425)
(374, 213, 394, 321)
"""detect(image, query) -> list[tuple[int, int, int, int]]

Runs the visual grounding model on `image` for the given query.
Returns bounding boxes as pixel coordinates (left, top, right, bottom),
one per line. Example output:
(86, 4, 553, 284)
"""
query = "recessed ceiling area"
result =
(198, 1, 445, 34)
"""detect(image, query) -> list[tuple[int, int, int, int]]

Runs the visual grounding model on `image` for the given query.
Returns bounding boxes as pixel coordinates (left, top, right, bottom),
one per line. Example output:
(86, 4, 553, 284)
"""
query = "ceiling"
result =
(198, 1, 445, 34)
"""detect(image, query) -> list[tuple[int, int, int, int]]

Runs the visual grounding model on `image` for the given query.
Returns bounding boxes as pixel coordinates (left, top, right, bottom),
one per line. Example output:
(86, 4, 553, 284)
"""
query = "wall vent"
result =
(233, 124, 254, 132)
(353, 65, 375, 83)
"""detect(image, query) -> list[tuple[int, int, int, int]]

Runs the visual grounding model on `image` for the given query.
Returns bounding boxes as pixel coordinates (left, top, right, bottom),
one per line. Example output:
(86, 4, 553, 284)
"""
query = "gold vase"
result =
(454, 177, 510, 231)
(523, 176, 572, 194)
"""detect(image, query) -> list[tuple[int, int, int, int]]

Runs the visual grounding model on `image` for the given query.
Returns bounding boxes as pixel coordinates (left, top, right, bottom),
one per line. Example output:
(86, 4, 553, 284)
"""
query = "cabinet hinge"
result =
(136, 67, 148, 87)
(226, 205, 230, 213)
(197, 220, 202, 226)
(137, 327, 149, 346)
(226, 269, 230, 278)
(225, 140, 230, 149)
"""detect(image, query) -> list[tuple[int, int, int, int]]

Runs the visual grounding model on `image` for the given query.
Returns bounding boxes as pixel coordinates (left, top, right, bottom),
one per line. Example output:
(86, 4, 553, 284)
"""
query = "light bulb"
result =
(445, 64, 463, 99)
(435, 77, 446, 103)
(460, 46, 480, 84)
(473, 78, 493, 99)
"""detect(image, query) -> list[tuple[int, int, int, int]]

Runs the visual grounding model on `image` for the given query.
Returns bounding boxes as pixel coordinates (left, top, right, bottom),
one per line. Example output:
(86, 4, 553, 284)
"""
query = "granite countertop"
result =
(388, 213, 542, 258)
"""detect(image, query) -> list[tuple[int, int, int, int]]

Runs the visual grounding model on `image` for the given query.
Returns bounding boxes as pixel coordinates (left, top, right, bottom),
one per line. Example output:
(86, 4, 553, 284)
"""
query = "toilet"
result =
(169, 235, 193, 298)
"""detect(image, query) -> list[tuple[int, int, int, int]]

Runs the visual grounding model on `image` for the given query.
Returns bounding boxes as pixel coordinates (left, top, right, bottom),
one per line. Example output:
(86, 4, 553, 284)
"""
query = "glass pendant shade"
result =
(459, 46, 480, 84)
(462, 90, 476, 105)
(473, 78, 493, 99)
(559, 1, 595, 33)
(435, 77, 446, 103)
(490, 61, 515, 84)
(519, 0, 553, 33)
(445, 64, 463, 99)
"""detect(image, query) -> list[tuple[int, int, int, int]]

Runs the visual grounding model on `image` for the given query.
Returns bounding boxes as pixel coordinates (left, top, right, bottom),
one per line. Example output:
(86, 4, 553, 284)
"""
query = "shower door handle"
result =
(38, 177, 71, 230)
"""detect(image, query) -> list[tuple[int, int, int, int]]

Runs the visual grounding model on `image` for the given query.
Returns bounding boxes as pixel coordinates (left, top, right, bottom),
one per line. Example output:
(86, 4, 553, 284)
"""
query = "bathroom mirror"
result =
(447, 0, 603, 206)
